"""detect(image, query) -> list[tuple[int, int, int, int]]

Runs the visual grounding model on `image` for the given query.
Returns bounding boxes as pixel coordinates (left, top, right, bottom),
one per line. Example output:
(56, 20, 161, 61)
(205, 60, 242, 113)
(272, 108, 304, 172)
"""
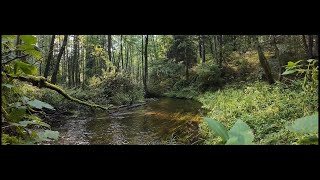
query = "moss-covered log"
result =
(4, 73, 108, 110)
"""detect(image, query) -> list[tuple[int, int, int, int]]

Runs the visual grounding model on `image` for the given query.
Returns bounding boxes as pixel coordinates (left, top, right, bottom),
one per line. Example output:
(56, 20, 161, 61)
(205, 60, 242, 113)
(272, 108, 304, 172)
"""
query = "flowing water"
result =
(51, 97, 207, 145)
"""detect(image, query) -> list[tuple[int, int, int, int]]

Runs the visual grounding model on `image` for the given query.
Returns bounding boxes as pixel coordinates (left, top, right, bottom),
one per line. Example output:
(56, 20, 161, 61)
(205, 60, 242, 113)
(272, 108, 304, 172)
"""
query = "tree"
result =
(202, 35, 206, 63)
(144, 35, 148, 93)
(254, 36, 275, 84)
(44, 35, 55, 78)
(108, 35, 112, 63)
(271, 35, 282, 81)
(308, 35, 314, 58)
(51, 35, 68, 84)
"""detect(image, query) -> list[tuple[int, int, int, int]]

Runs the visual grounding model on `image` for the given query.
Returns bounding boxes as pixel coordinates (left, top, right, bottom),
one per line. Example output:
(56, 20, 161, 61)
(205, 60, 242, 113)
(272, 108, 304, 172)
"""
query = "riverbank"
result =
(162, 80, 318, 145)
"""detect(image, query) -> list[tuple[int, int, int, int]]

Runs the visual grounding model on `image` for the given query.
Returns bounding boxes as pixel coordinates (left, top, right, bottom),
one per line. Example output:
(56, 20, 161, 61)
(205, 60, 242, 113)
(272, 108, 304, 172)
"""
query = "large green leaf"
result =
(37, 130, 59, 141)
(20, 35, 37, 44)
(13, 120, 50, 128)
(204, 117, 229, 141)
(14, 60, 38, 75)
(286, 113, 318, 134)
(8, 107, 27, 122)
(25, 49, 42, 60)
(282, 70, 297, 75)
(227, 119, 254, 145)
(27, 99, 55, 110)
(2, 84, 14, 89)
(17, 44, 35, 51)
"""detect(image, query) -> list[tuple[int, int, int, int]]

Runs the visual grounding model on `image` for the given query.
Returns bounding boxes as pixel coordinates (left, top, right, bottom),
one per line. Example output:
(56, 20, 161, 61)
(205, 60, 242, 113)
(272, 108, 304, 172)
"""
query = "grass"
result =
(197, 80, 318, 144)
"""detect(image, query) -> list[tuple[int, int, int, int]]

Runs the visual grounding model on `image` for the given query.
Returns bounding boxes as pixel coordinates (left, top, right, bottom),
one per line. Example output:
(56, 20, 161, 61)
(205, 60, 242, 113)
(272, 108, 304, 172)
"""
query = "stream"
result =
(50, 97, 207, 145)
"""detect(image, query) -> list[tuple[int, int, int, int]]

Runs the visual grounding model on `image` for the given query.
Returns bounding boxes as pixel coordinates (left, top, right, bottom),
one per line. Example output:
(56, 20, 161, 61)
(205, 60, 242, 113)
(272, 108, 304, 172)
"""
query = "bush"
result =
(194, 61, 222, 91)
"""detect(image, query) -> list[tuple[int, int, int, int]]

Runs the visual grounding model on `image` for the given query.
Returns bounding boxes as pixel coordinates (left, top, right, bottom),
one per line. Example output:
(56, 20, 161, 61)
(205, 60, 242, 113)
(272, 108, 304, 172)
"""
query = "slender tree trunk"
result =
(120, 35, 123, 69)
(126, 44, 129, 72)
(302, 35, 309, 58)
(315, 35, 319, 57)
(254, 36, 275, 84)
(44, 35, 55, 78)
(209, 36, 214, 57)
(198, 35, 202, 59)
(144, 35, 148, 93)
(51, 35, 68, 84)
(219, 35, 223, 67)
(202, 35, 206, 63)
(108, 35, 112, 63)
(185, 47, 189, 81)
(271, 35, 282, 81)
(308, 35, 314, 58)
(141, 35, 144, 84)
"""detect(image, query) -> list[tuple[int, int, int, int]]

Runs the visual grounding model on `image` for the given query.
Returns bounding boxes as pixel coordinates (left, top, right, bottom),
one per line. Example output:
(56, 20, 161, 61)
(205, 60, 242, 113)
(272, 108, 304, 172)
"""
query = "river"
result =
(50, 97, 207, 145)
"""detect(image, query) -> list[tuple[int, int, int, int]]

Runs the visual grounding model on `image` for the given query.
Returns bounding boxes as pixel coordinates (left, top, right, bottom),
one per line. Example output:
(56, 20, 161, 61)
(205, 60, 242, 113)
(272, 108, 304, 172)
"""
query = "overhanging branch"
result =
(4, 73, 108, 110)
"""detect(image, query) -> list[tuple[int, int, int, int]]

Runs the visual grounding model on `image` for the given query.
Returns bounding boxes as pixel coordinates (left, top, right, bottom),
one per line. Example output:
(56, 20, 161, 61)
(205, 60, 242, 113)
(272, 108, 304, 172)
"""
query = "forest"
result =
(1, 35, 318, 145)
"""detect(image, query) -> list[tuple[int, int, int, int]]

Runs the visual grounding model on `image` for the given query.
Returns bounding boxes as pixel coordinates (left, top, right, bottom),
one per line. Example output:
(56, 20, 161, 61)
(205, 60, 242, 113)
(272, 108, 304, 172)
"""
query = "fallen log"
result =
(4, 73, 108, 110)
(108, 102, 146, 114)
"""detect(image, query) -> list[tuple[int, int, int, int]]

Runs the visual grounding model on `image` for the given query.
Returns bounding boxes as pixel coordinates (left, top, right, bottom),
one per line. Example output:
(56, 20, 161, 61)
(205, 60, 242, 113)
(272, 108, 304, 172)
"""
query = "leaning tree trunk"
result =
(51, 35, 68, 84)
(44, 35, 55, 78)
(254, 36, 275, 84)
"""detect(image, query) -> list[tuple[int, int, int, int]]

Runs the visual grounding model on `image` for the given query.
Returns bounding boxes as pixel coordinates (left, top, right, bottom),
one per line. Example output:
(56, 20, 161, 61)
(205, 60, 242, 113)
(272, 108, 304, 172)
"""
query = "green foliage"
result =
(286, 113, 318, 145)
(282, 59, 318, 92)
(1, 35, 58, 145)
(204, 118, 254, 145)
(14, 60, 38, 75)
(286, 113, 318, 134)
(204, 118, 229, 141)
(20, 35, 37, 44)
(27, 99, 55, 110)
(194, 61, 222, 90)
(199, 80, 318, 144)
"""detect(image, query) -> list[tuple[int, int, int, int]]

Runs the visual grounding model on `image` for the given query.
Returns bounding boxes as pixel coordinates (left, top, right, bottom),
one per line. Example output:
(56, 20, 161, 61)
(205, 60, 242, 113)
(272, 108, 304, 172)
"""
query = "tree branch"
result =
(4, 73, 108, 110)
(2, 54, 29, 65)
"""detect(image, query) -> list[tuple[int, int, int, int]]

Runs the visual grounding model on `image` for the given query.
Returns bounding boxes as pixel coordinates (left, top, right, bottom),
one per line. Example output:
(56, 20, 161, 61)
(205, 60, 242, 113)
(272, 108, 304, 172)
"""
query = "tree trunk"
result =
(202, 35, 206, 63)
(308, 35, 314, 58)
(198, 35, 202, 59)
(44, 35, 55, 78)
(302, 35, 309, 58)
(107, 35, 112, 63)
(51, 35, 68, 84)
(315, 35, 319, 57)
(185, 47, 189, 81)
(144, 35, 148, 93)
(141, 35, 144, 84)
(254, 36, 275, 84)
(219, 35, 223, 67)
(209, 35, 214, 57)
(271, 35, 282, 81)
(120, 35, 123, 69)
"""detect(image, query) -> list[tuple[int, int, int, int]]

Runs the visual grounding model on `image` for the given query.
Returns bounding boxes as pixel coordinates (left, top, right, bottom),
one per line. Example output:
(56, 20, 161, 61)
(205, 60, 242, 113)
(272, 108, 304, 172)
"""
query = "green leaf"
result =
(14, 60, 38, 75)
(286, 113, 318, 134)
(2, 84, 14, 89)
(20, 35, 37, 44)
(25, 49, 42, 60)
(282, 70, 296, 75)
(17, 44, 35, 51)
(204, 117, 229, 141)
(27, 99, 55, 110)
(8, 107, 27, 122)
(227, 119, 254, 145)
(37, 130, 59, 141)
(17, 120, 50, 128)
(24, 115, 42, 122)
(2, 35, 16, 40)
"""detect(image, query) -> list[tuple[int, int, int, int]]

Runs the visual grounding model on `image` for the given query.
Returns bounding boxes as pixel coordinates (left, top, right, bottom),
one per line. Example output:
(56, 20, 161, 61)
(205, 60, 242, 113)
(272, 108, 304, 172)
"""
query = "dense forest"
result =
(1, 35, 318, 145)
